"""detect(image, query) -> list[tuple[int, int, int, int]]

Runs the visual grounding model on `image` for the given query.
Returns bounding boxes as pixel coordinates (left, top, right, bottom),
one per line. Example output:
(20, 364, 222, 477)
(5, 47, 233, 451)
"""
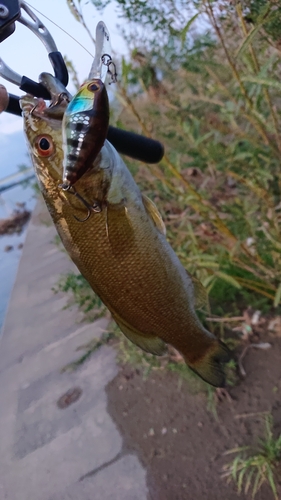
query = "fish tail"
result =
(185, 340, 231, 388)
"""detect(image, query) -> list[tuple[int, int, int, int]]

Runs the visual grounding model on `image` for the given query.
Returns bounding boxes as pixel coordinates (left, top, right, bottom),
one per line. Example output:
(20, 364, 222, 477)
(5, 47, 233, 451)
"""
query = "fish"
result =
(61, 78, 109, 190)
(20, 73, 231, 387)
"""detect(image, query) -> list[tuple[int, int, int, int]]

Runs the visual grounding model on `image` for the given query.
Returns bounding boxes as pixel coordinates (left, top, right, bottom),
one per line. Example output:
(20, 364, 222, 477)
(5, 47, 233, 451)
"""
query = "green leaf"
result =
(195, 131, 214, 146)
(256, 2, 273, 24)
(244, 467, 255, 495)
(66, 0, 81, 22)
(236, 2, 271, 57)
(121, 57, 131, 86)
(232, 456, 240, 481)
(196, 262, 220, 269)
(223, 446, 250, 456)
(267, 468, 278, 500)
(252, 469, 262, 498)
(236, 25, 263, 59)
(215, 272, 242, 289)
(273, 283, 281, 308)
(236, 3, 271, 58)
(202, 274, 215, 288)
(180, 13, 199, 48)
(237, 467, 247, 494)
(242, 76, 281, 92)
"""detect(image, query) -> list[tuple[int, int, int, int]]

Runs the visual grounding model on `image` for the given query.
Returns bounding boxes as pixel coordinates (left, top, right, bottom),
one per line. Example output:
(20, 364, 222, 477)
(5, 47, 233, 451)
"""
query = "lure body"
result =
(61, 78, 109, 189)
(21, 76, 230, 387)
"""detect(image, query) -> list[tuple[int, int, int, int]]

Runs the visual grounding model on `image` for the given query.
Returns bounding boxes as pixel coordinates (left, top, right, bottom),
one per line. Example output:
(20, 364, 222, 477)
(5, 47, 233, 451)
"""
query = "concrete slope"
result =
(0, 201, 148, 500)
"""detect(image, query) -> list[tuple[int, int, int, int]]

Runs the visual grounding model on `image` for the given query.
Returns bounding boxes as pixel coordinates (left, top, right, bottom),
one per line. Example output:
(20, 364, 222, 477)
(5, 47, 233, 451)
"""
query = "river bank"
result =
(0, 201, 147, 500)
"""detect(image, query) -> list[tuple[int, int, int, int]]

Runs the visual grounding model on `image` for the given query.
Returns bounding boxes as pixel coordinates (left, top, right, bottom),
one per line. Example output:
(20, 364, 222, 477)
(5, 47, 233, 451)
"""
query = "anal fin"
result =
(112, 314, 167, 356)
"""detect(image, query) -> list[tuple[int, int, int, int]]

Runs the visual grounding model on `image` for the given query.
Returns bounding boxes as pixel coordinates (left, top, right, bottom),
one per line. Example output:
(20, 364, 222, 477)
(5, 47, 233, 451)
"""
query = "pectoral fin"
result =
(186, 271, 209, 311)
(112, 314, 167, 356)
(142, 194, 166, 236)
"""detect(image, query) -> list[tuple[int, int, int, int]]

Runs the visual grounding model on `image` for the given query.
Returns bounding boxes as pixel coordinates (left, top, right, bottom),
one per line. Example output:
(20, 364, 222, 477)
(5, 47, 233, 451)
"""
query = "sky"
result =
(0, 0, 127, 136)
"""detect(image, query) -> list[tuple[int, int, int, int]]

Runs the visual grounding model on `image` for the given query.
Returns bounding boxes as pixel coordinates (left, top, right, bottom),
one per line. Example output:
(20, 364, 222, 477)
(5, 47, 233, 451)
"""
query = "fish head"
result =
(21, 73, 114, 207)
(20, 74, 69, 187)
(61, 78, 109, 189)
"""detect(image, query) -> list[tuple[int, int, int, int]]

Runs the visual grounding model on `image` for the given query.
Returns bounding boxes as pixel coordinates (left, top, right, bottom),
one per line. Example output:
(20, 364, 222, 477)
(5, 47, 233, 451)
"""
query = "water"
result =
(0, 183, 36, 331)
(0, 124, 37, 332)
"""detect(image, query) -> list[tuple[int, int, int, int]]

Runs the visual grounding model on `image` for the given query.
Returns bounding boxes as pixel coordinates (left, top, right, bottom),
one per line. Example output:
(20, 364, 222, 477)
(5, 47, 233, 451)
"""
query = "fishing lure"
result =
(60, 21, 115, 191)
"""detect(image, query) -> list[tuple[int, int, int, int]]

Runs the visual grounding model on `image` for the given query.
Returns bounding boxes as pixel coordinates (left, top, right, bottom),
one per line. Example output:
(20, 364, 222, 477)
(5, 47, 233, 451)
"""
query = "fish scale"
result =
(20, 76, 231, 387)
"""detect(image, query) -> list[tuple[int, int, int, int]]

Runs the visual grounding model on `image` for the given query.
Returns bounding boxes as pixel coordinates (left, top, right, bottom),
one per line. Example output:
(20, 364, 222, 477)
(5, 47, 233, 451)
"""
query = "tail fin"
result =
(187, 341, 231, 387)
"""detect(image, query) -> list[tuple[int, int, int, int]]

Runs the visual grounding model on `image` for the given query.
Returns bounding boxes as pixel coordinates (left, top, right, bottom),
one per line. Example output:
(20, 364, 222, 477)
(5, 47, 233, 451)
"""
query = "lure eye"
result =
(34, 134, 55, 157)
(88, 82, 100, 92)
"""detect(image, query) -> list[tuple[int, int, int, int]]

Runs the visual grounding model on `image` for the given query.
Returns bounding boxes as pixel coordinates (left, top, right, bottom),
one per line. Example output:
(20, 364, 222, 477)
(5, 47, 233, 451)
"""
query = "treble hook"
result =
(61, 185, 102, 222)
(101, 54, 117, 84)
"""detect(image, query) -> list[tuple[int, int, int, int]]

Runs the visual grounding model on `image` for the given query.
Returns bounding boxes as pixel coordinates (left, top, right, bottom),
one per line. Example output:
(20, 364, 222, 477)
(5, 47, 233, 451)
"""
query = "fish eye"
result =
(34, 134, 55, 157)
(88, 82, 100, 92)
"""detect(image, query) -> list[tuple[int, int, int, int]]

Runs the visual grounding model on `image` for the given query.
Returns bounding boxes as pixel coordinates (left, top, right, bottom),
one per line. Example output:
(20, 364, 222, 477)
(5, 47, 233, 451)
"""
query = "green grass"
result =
(117, 334, 163, 379)
(53, 272, 107, 321)
(61, 331, 116, 372)
(222, 414, 281, 499)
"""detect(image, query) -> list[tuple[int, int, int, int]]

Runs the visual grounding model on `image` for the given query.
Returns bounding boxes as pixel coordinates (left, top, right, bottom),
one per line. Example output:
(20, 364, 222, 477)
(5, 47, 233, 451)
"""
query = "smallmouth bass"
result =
(21, 74, 230, 387)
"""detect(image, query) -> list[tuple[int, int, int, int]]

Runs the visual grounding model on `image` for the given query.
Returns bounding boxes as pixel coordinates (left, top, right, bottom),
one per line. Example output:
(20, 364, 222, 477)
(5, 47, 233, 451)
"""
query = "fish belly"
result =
(53, 197, 211, 359)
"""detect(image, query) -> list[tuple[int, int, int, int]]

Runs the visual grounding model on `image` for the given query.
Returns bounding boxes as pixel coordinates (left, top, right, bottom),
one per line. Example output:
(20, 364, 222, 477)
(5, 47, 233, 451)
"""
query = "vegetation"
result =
(53, 272, 107, 321)
(56, 3, 281, 495)
(59, 0, 281, 374)
(222, 414, 281, 500)
(79, 0, 281, 312)
(61, 330, 115, 372)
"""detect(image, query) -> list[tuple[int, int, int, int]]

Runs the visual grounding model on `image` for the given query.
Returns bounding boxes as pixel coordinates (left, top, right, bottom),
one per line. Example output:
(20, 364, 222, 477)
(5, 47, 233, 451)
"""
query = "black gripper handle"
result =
(19, 52, 68, 99)
(49, 52, 69, 88)
(107, 126, 164, 163)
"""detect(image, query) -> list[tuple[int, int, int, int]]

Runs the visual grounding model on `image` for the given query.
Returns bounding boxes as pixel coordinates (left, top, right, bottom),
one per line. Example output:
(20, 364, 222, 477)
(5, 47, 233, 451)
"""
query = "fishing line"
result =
(25, 2, 94, 57)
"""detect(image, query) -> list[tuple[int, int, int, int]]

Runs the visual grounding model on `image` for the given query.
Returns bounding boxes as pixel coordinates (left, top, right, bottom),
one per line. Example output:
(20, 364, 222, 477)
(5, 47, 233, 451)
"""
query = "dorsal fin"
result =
(142, 194, 166, 236)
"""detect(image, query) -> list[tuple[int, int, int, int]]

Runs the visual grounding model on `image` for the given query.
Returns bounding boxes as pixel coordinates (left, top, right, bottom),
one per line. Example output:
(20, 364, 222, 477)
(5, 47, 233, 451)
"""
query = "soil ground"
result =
(106, 329, 281, 500)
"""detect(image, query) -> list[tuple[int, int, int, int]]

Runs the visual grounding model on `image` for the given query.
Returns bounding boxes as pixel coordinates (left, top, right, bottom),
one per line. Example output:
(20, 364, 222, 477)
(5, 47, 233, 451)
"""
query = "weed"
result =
(117, 327, 163, 380)
(53, 272, 107, 321)
(52, 234, 62, 248)
(222, 415, 281, 500)
(206, 386, 219, 421)
(61, 331, 116, 372)
(16, 163, 42, 199)
(167, 360, 207, 393)
(225, 358, 239, 388)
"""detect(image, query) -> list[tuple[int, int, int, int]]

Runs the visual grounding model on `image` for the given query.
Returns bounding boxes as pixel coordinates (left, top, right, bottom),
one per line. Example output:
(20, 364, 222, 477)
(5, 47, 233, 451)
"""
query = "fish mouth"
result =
(38, 73, 72, 118)
(20, 73, 71, 121)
